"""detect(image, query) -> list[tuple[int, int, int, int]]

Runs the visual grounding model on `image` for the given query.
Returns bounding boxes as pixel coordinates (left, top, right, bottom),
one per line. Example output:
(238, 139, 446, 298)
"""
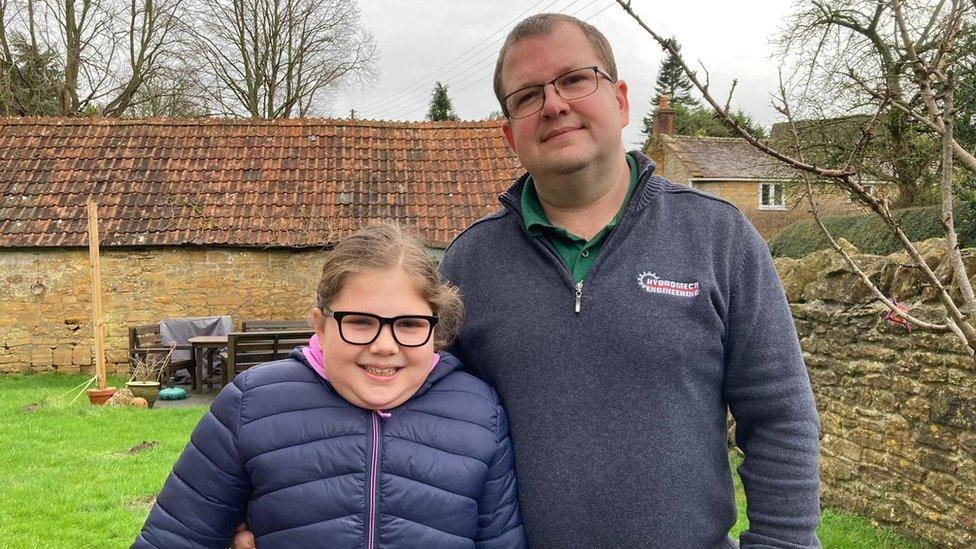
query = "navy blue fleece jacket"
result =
(440, 151, 821, 548)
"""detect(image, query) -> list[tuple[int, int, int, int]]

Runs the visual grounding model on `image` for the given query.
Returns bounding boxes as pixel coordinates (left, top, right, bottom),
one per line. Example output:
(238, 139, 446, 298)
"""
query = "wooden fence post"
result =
(87, 198, 107, 390)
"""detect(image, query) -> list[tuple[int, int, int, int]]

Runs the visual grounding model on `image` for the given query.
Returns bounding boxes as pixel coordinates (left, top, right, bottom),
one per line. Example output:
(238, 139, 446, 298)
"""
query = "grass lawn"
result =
(0, 374, 207, 548)
(0, 374, 925, 548)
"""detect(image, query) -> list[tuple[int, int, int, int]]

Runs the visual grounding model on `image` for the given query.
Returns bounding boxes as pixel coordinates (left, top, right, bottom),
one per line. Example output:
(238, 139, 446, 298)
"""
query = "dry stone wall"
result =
(776, 239, 976, 547)
(0, 247, 324, 374)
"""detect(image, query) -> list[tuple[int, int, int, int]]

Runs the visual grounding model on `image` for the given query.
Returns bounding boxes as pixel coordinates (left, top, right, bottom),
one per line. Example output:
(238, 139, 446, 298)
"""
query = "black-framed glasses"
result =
(327, 310, 439, 347)
(502, 66, 615, 119)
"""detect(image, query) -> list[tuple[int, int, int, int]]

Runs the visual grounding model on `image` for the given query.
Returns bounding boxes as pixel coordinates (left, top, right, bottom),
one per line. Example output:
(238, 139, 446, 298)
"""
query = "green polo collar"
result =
(520, 154, 638, 282)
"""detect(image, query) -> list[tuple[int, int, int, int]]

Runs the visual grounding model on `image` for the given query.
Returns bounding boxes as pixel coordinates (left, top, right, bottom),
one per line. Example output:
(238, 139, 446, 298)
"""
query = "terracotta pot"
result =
(126, 381, 161, 409)
(87, 387, 117, 406)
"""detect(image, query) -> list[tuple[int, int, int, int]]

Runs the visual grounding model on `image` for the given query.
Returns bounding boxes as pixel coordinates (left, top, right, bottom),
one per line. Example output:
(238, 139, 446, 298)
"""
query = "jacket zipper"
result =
(499, 191, 581, 313)
(367, 411, 382, 549)
(499, 162, 651, 316)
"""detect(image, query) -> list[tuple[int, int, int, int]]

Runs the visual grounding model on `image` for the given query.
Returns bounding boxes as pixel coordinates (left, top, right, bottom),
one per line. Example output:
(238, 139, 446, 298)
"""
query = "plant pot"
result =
(87, 387, 117, 406)
(126, 381, 161, 409)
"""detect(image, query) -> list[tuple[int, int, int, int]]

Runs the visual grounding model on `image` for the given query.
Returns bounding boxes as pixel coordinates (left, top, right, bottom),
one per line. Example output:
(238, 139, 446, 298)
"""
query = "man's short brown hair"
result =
(493, 13, 618, 114)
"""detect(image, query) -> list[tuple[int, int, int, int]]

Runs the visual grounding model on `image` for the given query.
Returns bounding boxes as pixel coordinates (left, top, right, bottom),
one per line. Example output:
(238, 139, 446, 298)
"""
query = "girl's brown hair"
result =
(315, 223, 464, 349)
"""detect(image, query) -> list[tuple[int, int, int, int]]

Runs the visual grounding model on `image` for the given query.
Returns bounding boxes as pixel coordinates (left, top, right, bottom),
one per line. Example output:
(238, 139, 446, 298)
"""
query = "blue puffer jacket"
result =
(133, 349, 526, 548)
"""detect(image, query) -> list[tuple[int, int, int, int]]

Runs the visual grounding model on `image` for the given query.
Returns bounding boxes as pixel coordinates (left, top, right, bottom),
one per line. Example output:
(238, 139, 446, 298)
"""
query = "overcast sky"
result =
(332, 0, 795, 148)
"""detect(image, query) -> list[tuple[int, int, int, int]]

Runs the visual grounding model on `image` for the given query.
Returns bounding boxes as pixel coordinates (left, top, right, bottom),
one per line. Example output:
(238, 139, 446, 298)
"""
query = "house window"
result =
(759, 182, 786, 210)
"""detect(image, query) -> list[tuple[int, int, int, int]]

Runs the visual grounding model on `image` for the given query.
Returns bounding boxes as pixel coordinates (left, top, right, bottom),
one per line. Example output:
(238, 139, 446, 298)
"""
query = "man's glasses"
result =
(502, 66, 614, 120)
(327, 310, 438, 347)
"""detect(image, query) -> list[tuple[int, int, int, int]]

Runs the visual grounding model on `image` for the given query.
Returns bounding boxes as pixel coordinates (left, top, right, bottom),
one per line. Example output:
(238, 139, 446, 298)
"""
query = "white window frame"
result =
(758, 182, 786, 210)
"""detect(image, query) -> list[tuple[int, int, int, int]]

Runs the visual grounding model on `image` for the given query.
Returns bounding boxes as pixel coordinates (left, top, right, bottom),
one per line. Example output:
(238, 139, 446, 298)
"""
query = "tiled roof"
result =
(657, 134, 786, 180)
(0, 117, 524, 249)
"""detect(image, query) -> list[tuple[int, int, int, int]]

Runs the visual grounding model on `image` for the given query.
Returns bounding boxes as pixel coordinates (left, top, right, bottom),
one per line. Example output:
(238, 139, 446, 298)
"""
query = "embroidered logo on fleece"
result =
(637, 271, 700, 297)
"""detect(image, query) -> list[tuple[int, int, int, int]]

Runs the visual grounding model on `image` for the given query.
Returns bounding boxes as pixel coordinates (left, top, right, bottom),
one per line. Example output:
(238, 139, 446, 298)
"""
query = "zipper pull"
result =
(376, 410, 391, 418)
(574, 281, 583, 314)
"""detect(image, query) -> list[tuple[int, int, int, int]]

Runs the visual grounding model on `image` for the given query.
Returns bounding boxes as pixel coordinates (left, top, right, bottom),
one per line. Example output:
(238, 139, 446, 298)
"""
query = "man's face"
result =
(500, 22, 629, 178)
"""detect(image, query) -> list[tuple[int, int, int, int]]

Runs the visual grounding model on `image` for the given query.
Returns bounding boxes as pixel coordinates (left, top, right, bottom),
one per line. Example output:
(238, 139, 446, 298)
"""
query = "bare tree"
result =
(124, 64, 206, 116)
(190, 0, 377, 118)
(616, 0, 976, 356)
(773, 0, 969, 207)
(102, 0, 189, 115)
(0, 0, 187, 115)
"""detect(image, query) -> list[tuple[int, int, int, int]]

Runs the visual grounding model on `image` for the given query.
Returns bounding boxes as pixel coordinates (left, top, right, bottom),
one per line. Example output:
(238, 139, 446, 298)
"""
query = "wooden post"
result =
(87, 198, 107, 390)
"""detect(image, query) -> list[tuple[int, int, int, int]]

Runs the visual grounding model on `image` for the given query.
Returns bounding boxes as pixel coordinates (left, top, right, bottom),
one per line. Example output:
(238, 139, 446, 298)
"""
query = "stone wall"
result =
(776, 239, 976, 547)
(0, 247, 325, 374)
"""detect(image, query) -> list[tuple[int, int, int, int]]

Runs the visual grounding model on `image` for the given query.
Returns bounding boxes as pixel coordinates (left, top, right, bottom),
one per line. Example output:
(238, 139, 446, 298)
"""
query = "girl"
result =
(134, 224, 526, 548)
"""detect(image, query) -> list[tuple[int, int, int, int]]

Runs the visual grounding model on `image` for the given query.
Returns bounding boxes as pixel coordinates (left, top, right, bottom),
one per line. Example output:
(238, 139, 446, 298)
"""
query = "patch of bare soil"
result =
(128, 440, 159, 454)
(123, 495, 157, 511)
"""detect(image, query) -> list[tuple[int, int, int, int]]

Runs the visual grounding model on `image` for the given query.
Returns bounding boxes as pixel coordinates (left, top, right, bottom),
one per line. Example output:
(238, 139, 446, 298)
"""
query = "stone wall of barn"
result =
(0, 247, 325, 375)
(776, 239, 976, 547)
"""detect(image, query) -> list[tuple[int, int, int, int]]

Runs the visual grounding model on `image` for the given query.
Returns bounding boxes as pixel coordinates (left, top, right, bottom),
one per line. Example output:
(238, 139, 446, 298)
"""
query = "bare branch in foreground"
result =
(616, 0, 976, 353)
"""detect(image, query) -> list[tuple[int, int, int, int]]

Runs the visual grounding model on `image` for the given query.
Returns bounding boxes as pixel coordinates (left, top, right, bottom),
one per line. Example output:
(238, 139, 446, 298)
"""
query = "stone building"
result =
(644, 97, 867, 239)
(0, 117, 522, 374)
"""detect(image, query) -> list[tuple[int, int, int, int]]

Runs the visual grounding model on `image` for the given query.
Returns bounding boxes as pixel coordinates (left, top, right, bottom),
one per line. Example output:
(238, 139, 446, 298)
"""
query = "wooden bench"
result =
(242, 319, 310, 332)
(127, 323, 194, 384)
(224, 329, 315, 386)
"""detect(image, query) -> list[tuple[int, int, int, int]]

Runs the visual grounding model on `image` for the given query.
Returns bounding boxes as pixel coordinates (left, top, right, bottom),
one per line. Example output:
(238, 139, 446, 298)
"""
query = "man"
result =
(438, 13, 821, 548)
(234, 13, 820, 549)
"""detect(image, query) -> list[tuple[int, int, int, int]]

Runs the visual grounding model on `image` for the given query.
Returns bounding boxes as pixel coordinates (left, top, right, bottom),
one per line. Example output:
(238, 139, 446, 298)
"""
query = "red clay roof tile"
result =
(0, 117, 524, 249)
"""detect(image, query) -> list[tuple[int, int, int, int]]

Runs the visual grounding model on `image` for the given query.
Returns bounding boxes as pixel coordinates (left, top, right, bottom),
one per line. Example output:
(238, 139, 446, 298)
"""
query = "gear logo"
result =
(638, 271, 700, 297)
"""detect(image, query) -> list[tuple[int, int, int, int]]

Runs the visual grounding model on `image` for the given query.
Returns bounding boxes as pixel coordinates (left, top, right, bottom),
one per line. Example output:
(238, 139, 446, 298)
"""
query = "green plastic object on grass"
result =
(158, 387, 187, 400)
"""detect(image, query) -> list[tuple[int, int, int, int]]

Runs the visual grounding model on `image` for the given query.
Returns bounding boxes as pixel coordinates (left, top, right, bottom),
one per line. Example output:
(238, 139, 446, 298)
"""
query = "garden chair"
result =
(127, 323, 193, 384)
(224, 329, 314, 386)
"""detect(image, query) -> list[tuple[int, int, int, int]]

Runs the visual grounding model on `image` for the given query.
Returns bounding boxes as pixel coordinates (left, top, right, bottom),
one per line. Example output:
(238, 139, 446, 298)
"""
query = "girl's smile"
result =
(359, 363, 404, 381)
(312, 266, 436, 411)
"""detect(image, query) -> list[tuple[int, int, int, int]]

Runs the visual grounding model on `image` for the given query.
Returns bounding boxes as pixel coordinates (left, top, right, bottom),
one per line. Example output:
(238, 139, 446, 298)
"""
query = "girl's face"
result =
(312, 267, 436, 411)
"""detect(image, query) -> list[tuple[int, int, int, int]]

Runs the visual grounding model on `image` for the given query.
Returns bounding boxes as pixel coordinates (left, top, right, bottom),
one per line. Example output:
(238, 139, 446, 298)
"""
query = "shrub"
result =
(769, 203, 976, 258)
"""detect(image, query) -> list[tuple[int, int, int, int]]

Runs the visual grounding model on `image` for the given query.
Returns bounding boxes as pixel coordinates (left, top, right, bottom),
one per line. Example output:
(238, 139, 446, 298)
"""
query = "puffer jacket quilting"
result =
(133, 350, 525, 548)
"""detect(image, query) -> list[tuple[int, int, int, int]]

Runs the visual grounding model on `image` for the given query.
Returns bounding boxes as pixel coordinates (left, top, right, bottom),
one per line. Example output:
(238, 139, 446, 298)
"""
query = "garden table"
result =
(189, 335, 228, 393)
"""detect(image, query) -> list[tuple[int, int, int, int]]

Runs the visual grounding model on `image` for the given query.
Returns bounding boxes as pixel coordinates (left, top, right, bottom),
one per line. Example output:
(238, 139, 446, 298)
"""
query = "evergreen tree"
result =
(641, 38, 698, 138)
(0, 40, 63, 116)
(641, 102, 769, 143)
(672, 104, 768, 139)
(426, 81, 459, 121)
(654, 38, 695, 108)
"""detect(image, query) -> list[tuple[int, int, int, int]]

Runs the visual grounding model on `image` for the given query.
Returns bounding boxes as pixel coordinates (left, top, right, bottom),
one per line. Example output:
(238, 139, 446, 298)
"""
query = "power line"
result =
(371, 0, 615, 121)
(366, 0, 583, 118)
(433, 0, 618, 112)
(355, 0, 557, 113)
(364, 0, 592, 119)
(370, 0, 602, 120)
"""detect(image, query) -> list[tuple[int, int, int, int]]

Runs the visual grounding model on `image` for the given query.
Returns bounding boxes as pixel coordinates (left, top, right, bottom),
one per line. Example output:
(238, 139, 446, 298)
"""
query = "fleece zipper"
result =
(497, 158, 654, 316)
(499, 191, 581, 313)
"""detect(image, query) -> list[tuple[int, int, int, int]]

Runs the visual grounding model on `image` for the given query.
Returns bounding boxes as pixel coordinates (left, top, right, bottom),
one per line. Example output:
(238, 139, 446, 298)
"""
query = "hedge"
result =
(768, 203, 976, 258)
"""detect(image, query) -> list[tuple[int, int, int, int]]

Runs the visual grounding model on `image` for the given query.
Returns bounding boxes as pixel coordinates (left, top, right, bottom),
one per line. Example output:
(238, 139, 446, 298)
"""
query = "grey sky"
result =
(333, 1, 793, 149)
